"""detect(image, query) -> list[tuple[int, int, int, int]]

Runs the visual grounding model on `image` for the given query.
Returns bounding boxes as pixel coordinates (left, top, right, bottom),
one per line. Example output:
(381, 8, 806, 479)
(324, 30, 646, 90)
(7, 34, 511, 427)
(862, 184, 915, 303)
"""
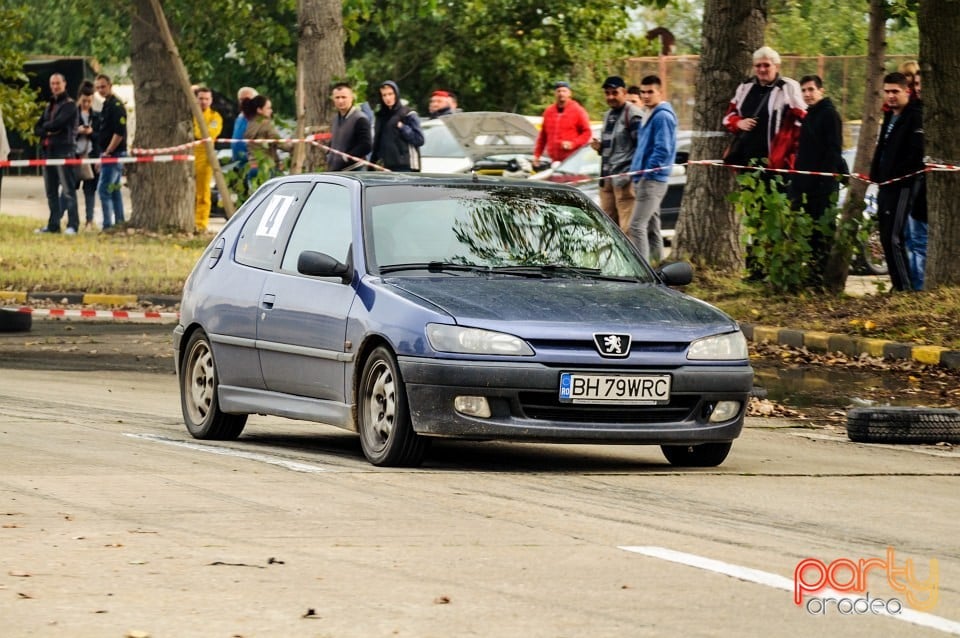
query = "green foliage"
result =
(729, 168, 814, 293)
(0, 6, 42, 137)
(767, 0, 918, 56)
(344, 0, 648, 116)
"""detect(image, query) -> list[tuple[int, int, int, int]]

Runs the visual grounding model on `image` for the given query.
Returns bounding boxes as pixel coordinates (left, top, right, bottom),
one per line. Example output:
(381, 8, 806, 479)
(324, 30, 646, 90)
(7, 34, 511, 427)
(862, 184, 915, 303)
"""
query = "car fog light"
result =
(454, 396, 491, 418)
(709, 401, 741, 423)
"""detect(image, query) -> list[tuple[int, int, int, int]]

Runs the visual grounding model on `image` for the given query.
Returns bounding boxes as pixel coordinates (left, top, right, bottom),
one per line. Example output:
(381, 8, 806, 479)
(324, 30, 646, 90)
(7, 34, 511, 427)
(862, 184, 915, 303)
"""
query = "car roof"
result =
(305, 171, 582, 192)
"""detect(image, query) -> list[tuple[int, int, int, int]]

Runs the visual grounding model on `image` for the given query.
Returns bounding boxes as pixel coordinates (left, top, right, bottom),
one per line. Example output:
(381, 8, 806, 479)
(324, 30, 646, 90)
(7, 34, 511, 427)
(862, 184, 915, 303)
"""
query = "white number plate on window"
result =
(559, 373, 671, 404)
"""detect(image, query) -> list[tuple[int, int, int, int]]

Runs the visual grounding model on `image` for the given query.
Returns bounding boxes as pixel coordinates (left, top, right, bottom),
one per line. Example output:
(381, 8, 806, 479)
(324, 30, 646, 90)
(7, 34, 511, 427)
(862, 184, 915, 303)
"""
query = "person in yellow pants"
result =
(193, 86, 223, 232)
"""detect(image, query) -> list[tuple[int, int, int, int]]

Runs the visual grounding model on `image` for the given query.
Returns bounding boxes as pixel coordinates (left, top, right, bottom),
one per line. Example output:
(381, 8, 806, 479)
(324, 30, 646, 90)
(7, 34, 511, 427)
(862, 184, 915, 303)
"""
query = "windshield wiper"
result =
(379, 261, 489, 274)
(490, 264, 602, 277)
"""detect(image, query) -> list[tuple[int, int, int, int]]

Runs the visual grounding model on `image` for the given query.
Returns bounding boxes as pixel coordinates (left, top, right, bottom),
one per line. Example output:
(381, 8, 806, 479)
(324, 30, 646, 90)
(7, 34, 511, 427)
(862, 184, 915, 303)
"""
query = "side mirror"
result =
(657, 261, 693, 287)
(298, 250, 353, 284)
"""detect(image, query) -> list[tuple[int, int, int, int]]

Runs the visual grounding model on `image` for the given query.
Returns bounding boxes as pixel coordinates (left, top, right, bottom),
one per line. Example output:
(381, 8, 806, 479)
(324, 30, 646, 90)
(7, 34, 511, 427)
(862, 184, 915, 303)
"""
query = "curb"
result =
(0, 291, 180, 307)
(741, 322, 960, 371)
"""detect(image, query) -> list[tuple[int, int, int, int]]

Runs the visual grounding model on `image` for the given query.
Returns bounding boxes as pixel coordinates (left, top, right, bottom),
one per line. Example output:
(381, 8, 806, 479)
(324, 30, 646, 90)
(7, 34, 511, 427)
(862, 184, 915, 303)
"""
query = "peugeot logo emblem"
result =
(594, 333, 631, 358)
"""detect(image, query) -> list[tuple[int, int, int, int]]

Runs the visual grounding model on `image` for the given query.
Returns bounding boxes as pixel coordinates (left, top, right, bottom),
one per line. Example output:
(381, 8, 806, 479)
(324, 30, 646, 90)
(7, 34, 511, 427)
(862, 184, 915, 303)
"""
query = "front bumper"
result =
(398, 357, 753, 443)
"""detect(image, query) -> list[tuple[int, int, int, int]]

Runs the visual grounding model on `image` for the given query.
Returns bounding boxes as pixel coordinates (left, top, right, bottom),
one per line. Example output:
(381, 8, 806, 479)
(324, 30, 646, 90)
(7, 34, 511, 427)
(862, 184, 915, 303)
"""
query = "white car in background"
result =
(419, 111, 545, 174)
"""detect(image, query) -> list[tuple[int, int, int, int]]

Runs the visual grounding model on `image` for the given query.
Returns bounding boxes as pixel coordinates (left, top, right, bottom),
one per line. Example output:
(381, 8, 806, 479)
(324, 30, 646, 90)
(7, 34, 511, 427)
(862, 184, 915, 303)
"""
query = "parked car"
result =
(534, 128, 692, 243)
(420, 111, 547, 174)
(175, 173, 754, 467)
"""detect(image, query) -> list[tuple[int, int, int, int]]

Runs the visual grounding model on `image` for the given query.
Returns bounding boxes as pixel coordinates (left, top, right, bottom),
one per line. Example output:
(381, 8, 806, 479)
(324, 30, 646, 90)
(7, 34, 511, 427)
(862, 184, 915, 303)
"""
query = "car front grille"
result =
(517, 392, 699, 423)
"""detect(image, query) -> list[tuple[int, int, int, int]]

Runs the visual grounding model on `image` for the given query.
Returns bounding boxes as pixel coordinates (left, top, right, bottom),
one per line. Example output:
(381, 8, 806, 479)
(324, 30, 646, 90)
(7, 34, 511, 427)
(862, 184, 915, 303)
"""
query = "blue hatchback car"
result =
(174, 173, 753, 467)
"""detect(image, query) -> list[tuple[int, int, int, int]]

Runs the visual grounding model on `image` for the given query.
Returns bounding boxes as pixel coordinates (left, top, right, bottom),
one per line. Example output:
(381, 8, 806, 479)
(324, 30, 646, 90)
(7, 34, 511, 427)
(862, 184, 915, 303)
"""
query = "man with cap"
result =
(591, 76, 644, 234)
(428, 90, 456, 118)
(533, 81, 592, 165)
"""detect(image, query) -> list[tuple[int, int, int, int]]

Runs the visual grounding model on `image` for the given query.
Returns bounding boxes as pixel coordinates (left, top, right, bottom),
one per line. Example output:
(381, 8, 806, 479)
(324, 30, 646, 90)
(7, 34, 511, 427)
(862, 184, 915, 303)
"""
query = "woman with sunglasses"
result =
(722, 46, 806, 172)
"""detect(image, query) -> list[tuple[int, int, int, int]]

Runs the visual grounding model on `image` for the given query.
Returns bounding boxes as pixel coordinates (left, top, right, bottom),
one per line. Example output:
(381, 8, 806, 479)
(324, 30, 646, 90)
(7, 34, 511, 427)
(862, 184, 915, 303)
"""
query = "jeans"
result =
(44, 164, 79, 232)
(906, 215, 928, 291)
(629, 179, 668, 262)
(98, 154, 125, 228)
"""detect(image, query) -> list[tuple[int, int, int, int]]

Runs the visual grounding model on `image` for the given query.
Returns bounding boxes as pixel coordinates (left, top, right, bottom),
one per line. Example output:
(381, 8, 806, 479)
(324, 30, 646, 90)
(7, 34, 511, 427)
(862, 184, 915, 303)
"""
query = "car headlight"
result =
(426, 324, 534, 356)
(687, 331, 748, 360)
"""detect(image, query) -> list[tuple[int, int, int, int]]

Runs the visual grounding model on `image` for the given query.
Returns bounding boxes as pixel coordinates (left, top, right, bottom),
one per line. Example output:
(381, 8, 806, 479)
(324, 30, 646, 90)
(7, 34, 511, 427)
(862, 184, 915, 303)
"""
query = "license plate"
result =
(558, 373, 671, 404)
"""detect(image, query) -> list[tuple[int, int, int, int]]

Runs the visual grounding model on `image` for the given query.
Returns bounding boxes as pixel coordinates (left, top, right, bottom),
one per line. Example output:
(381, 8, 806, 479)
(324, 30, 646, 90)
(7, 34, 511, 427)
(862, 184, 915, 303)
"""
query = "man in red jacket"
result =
(533, 81, 592, 165)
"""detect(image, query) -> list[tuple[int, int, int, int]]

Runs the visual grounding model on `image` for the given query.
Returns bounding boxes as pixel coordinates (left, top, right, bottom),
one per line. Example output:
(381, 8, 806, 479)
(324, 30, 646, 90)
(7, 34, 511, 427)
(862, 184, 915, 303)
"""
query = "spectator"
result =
(591, 75, 643, 236)
(371, 80, 424, 172)
(427, 90, 455, 118)
(74, 81, 99, 229)
(788, 75, 844, 288)
(869, 72, 924, 292)
(231, 86, 258, 164)
(625, 85, 642, 107)
(533, 81, 592, 165)
(0, 106, 9, 202)
(94, 73, 127, 229)
(242, 95, 291, 180)
(34, 73, 80, 235)
(899, 60, 921, 99)
(193, 86, 224, 233)
(722, 46, 806, 172)
(327, 82, 372, 171)
(629, 75, 678, 262)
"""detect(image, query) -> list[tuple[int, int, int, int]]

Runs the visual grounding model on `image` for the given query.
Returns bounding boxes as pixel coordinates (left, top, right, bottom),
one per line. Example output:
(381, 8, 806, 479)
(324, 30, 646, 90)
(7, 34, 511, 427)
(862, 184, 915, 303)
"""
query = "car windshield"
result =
(364, 184, 654, 281)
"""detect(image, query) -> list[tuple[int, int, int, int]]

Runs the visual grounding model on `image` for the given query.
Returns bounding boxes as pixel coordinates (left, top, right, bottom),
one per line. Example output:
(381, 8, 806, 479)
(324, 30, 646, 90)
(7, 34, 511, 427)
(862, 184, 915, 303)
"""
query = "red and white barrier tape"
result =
(131, 132, 333, 155)
(0, 154, 193, 169)
(5, 306, 179, 322)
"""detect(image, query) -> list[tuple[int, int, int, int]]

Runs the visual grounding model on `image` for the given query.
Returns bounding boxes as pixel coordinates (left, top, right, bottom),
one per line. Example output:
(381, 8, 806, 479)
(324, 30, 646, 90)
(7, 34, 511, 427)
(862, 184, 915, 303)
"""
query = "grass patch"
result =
(2, 212, 958, 349)
(0, 214, 208, 296)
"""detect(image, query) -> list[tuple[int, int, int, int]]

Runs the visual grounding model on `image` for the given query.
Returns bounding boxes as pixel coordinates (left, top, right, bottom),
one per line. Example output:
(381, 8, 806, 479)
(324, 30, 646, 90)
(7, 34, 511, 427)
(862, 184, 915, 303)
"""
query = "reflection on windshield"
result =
(365, 185, 652, 280)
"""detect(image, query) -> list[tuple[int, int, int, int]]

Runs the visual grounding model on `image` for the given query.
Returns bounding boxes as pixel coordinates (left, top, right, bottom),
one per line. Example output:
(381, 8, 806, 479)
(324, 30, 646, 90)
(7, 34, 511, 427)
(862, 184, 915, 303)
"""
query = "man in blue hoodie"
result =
(629, 75, 677, 262)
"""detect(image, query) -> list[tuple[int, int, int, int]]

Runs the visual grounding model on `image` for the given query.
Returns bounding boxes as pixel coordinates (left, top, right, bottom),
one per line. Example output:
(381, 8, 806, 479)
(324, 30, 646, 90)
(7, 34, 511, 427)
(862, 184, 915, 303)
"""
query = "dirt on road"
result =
(0, 318, 175, 374)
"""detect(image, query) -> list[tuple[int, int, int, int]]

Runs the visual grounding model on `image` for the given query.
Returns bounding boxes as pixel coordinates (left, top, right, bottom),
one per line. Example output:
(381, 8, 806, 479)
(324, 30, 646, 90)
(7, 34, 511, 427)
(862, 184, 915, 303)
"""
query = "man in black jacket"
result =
(870, 72, 924, 292)
(34, 73, 79, 234)
(327, 83, 372, 171)
(371, 81, 424, 172)
(789, 75, 844, 287)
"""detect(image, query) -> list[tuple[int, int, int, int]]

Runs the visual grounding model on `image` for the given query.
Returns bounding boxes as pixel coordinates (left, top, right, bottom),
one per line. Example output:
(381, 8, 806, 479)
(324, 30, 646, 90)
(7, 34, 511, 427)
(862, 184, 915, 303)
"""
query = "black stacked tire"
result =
(0, 308, 32, 333)
(847, 407, 960, 444)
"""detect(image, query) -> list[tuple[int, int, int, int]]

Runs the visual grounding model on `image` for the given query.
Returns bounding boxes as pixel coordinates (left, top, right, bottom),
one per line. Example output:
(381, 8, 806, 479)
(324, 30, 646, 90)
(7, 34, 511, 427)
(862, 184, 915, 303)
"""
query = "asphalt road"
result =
(1, 325, 959, 636)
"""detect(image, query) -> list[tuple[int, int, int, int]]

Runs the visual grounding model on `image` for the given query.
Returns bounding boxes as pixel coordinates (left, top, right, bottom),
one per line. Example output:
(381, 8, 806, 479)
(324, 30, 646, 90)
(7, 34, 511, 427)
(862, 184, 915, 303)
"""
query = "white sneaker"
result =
(64, 228, 78, 236)
(34, 227, 53, 234)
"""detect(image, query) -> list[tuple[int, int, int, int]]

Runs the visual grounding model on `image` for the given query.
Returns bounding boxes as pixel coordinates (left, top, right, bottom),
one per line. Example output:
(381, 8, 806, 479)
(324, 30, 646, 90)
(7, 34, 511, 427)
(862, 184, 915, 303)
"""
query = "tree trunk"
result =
(129, 0, 194, 231)
(672, 0, 766, 272)
(919, 0, 960, 288)
(297, 0, 346, 173)
(822, 0, 886, 293)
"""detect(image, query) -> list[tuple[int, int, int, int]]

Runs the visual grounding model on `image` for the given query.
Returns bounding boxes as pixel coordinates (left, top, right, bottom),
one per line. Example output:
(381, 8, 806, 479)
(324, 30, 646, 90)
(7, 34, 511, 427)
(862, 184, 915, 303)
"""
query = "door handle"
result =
(261, 293, 276, 309)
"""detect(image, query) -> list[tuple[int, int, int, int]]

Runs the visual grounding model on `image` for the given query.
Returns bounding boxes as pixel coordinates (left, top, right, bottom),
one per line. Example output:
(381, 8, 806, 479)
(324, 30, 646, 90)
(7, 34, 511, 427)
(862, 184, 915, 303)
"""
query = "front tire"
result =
(358, 346, 427, 467)
(661, 442, 732, 467)
(180, 329, 247, 440)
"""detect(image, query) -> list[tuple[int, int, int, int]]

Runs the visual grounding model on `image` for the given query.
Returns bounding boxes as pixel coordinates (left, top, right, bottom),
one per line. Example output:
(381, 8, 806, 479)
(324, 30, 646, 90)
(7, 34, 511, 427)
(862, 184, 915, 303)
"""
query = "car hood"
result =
(440, 112, 539, 162)
(385, 276, 737, 341)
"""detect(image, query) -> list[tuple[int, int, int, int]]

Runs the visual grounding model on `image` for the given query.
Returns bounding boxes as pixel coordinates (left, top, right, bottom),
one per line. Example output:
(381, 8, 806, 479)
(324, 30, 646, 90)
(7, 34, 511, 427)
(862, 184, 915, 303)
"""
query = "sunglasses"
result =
(754, 63, 773, 69)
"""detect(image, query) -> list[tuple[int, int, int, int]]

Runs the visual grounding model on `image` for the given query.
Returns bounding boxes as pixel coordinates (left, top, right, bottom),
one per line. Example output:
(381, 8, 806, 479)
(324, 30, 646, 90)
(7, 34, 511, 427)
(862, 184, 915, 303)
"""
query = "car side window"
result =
(235, 182, 312, 270)
(281, 182, 353, 272)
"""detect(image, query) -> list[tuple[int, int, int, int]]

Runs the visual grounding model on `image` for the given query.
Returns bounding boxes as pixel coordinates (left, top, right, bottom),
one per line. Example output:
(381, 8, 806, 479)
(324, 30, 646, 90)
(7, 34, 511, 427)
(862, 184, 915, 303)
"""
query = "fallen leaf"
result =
(433, 596, 451, 604)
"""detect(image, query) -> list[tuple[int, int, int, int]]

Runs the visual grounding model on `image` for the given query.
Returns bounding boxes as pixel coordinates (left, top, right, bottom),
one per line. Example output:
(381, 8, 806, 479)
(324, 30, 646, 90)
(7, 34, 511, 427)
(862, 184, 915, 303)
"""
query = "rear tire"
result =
(661, 442, 732, 467)
(358, 346, 427, 467)
(852, 220, 888, 276)
(847, 407, 960, 444)
(180, 329, 247, 440)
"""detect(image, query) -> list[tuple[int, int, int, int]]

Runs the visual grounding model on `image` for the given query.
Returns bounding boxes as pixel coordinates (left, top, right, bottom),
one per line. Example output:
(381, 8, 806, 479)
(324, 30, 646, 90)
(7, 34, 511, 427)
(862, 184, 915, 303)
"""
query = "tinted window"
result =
(281, 182, 353, 271)
(235, 182, 312, 270)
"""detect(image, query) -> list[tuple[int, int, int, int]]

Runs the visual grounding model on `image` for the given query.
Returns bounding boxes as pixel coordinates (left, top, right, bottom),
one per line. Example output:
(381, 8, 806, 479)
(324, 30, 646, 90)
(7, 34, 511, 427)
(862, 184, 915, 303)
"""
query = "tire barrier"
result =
(0, 307, 33, 333)
(847, 406, 960, 444)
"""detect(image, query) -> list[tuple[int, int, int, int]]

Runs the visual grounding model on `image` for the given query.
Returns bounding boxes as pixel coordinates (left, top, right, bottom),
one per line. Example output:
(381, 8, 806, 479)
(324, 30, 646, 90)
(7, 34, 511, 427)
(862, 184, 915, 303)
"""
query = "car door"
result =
(257, 180, 357, 401)
(209, 180, 311, 390)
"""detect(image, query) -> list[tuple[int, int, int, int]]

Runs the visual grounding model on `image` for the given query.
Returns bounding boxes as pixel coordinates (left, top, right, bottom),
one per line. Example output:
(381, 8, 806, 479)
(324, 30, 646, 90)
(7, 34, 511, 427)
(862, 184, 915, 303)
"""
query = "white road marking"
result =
(619, 546, 960, 635)
(125, 433, 330, 473)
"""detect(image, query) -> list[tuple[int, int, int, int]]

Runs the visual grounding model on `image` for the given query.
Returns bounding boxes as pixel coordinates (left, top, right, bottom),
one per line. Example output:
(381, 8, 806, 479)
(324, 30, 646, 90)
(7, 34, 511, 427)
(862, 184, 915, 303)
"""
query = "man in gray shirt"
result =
(591, 76, 644, 235)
